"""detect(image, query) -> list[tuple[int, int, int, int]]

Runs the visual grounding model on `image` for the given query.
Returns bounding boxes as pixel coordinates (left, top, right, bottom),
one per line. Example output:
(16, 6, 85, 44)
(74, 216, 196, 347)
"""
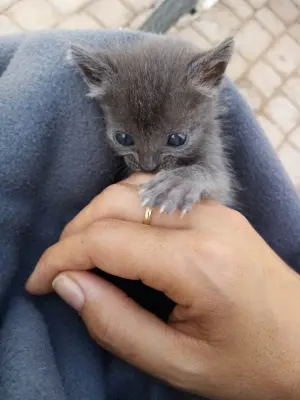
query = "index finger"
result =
(60, 177, 191, 241)
(122, 172, 154, 185)
(26, 219, 201, 306)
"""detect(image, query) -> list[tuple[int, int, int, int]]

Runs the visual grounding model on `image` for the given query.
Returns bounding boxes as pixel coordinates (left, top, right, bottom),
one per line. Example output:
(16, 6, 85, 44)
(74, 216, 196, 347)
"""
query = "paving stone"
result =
(122, 0, 154, 13)
(248, 60, 281, 97)
(179, 27, 211, 49)
(289, 23, 300, 46)
(255, 7, 285, 37)
(268, 0, 299, 24)
(289, 127, 300, 152)
(0, 14, 21, 34)
(8, 0, 57, 30)
(238, 79, 263, 111)
(175, 6, 202, 29)
(57, 12, 101, 30)
(235, 19, 272, 61)
(200, 0, 218, 9)
(226, 51, 247, 81)
(192, 4, 240, 44)
(257, 114, 284, 149)
(266, 34, 300, 76)
(49, 0, 91, 15)
(247, 0, 267, 8)
(129, 8, 151, 29)
(222, 0, 253, 20)
(265, 95, 299, 133)
(87, 0, 133, 28)
(282, 76, 300, 109)
(0, 0, 17, 12)
(278, 142, 300, 186)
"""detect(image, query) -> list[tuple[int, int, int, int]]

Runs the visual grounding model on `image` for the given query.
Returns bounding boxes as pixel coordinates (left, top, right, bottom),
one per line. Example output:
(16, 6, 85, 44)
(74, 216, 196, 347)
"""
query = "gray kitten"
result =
(69, 35, 235, 214)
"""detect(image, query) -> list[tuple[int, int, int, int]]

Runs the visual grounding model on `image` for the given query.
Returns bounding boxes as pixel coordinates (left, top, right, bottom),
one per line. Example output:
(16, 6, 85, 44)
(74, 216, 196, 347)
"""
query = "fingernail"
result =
(141, 199, 149, 207)
(160, 205, 166, 214)
(52, 275, 85, 312)
(180, 209, 188, 218)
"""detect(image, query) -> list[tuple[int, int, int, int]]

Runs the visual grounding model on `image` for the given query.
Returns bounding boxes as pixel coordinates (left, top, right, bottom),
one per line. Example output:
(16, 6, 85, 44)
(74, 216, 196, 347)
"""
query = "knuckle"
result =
(101, 182, 130, 200)
(88, 184, 122, 214)
(87, 316, 111, 346)
(224, 207, 249, 227)
(85, 219, 123, 245)
(88, 218, 121, 234)
(41, 246, 54, 267)
(60, 223, 72, 239)
(193, 235, 234, 267)
(99, 183, 137, 210)
(101, 182, 120, 197)
(85, 292, 131, 347)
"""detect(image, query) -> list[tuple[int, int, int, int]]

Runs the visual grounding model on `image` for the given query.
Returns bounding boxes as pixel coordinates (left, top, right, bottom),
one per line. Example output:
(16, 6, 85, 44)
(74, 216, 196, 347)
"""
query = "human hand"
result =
(26, 174, 300, 400)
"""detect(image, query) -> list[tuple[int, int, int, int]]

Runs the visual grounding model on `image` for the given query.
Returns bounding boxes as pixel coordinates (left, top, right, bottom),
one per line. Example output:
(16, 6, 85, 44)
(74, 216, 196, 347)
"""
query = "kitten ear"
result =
(188, 37, 234, 96)
(67, 44, 115, 97)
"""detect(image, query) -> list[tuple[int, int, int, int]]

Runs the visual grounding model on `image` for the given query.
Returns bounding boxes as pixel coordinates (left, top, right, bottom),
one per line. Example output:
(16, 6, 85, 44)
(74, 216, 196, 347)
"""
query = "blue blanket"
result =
(1, 30, 300, 400)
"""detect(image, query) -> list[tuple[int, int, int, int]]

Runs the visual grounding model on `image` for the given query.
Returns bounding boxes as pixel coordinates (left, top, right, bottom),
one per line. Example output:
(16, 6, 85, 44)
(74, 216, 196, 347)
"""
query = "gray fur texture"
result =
(69, 35, 235, 213)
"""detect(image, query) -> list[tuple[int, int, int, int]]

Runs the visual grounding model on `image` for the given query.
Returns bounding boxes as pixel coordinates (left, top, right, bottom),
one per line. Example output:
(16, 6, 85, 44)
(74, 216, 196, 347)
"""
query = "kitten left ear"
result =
(188, 37, 234, 96)
(67, 44, 115, 97)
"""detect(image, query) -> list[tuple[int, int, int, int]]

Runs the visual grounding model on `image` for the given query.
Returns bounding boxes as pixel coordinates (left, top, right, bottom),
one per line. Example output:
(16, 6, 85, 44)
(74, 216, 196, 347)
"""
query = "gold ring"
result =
(143, 207, 152, 225)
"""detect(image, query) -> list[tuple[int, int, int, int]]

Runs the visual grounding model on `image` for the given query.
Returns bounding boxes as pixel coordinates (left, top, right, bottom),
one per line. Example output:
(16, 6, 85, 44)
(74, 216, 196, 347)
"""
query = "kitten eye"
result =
(167, 133, 187, 147)
(115, 131, 134, 147)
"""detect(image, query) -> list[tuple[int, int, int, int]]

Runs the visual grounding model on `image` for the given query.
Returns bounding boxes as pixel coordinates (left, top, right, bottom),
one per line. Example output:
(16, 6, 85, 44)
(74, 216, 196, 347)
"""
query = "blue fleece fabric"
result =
(0, 30, 300, 400)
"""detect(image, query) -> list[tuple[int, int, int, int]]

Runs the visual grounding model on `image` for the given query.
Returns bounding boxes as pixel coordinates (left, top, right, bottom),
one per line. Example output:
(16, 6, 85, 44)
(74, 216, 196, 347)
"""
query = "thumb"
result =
(52, 271, 195, 385)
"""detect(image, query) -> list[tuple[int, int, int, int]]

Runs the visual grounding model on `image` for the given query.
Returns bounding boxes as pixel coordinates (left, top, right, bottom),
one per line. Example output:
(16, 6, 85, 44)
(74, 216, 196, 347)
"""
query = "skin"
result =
(26, 174, 300, 400)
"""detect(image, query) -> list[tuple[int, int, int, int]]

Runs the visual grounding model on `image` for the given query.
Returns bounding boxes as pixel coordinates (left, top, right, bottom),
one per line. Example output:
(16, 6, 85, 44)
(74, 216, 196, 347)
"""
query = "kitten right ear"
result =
(187, 37, 234, 96)
(67, 44, 114, 97)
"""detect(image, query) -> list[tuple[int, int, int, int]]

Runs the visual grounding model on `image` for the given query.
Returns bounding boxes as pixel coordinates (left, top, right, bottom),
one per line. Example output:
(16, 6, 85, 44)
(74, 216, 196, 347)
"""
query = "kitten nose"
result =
(140, 163, 159, 172)
(140, 158, 159, 172)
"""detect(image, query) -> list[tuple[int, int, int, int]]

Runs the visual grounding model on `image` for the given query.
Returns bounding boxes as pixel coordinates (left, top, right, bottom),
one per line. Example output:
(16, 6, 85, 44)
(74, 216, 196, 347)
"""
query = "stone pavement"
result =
(1, 0, 300, 189)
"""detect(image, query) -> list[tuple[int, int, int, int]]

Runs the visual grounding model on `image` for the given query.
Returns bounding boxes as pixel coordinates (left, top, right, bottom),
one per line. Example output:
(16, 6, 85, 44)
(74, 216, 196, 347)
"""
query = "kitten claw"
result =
(180, 208, 189, 218)
(160, 205, 166, 214)
(141, 198, 150, 208)
(140, 171, 204, 216)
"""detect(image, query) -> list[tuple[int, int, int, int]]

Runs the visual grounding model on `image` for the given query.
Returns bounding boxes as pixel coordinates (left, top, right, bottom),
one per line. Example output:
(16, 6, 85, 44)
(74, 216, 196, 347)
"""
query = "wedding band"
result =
(143, 207, 152, 225)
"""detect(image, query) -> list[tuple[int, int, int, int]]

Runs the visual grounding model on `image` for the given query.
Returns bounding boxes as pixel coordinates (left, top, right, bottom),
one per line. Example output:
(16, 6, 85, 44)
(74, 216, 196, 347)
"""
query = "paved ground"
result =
(1, 0, 300, 189)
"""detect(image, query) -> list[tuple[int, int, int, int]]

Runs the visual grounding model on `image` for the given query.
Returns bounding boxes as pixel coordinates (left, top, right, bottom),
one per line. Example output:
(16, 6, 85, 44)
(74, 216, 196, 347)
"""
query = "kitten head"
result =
(69, 36, 233, 172)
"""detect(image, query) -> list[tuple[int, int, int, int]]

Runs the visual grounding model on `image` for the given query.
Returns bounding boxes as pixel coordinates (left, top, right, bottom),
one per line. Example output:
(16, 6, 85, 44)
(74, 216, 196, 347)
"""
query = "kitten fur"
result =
(69, 34, 235, 214)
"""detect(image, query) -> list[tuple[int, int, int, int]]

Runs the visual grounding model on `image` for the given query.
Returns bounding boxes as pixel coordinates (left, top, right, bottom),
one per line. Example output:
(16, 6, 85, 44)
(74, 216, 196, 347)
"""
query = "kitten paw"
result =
(140, 171, 202, 214)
